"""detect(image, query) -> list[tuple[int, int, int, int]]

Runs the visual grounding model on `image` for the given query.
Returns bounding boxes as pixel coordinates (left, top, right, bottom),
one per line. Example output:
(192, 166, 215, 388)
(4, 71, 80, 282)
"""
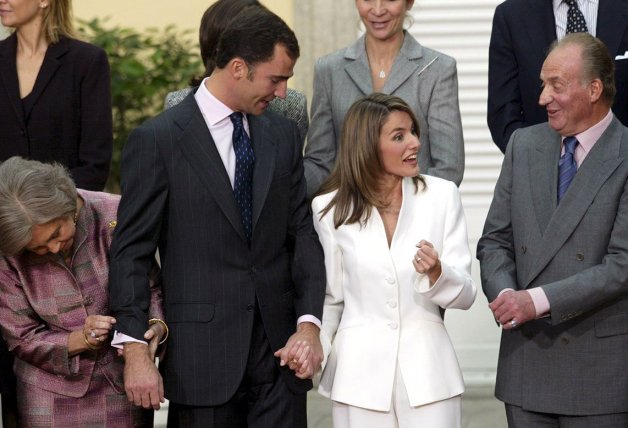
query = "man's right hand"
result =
(123, 342, 164, 410)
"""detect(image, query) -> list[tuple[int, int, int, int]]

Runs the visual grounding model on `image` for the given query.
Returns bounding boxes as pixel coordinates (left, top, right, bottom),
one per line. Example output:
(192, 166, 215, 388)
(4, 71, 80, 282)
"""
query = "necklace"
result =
(378, 70, 386, 79)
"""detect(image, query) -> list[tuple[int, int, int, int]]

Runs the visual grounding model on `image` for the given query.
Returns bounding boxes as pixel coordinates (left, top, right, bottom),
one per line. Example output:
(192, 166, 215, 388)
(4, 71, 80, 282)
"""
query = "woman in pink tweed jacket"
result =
(0, 157, 164, 427)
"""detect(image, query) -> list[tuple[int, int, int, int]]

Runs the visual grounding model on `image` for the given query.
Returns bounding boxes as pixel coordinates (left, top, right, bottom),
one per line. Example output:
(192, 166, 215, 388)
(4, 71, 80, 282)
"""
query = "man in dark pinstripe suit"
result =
(108, 7, 325, 428)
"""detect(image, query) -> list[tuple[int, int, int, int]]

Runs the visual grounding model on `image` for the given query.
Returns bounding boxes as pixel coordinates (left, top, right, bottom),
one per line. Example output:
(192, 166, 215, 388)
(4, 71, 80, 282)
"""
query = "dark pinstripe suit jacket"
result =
(108, 93, 325, 406)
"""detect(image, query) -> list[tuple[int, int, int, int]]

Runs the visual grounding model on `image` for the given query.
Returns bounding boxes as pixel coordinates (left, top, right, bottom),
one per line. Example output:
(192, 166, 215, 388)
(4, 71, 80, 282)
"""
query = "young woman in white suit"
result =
(310, 93, 476, 427)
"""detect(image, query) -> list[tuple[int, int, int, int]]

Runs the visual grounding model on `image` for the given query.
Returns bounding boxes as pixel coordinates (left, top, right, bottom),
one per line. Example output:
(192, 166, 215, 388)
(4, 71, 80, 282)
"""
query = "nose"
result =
(274, 80, 288, 100)
(48, 241, 62, 254)
(412, 135, 421, 152)
(539, 84, 551, 107)
(372, 0, 386, 15)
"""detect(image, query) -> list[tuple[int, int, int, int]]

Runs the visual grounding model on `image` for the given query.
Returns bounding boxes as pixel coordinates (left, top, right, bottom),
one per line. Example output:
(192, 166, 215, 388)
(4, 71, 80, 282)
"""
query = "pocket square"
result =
(616, 51, 628, 60)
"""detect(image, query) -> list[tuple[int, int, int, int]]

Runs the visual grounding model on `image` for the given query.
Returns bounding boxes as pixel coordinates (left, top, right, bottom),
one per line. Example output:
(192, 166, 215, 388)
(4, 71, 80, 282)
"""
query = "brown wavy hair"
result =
(316, 93, 425, 229)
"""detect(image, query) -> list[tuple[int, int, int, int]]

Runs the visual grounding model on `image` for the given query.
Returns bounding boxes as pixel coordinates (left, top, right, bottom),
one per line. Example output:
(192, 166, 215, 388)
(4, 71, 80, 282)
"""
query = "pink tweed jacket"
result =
(0, 190, 163, 397)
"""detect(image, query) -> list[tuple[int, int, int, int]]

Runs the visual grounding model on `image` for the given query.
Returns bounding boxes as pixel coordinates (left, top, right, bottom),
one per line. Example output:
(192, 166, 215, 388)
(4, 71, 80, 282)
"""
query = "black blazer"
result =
(108, 94, 326, 406)
(0, 34, 112, 190)
(487, 0, 628, 152)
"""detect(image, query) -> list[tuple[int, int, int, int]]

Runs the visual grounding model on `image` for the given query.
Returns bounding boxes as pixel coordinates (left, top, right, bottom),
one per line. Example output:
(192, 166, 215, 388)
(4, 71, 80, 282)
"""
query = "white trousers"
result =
(331, 363, 461, 428)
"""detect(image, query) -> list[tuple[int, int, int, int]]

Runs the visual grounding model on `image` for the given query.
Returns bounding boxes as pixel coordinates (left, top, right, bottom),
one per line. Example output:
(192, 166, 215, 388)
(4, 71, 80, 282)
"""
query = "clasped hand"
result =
(274, 322, 323, 380)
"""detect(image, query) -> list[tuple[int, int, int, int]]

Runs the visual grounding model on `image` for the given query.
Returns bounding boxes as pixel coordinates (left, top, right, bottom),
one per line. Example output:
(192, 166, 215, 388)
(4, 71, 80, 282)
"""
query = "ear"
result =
(229, 57, 249, 80)
(589, 78, 603, 103)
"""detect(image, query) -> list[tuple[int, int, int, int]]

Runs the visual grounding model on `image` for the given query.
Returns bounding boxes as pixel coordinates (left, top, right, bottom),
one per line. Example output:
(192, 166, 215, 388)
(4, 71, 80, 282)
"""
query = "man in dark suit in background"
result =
(108, 6, 325, 428)
(478, 33, 628, 426)
(487, 0, 628, 152)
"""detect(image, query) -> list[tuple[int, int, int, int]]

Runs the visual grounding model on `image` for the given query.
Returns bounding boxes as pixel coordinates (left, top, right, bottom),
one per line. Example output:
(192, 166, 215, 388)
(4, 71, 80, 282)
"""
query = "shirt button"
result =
(388, 322, 398, 330)
(385, 277, 395, 285)
(388, 301, 397, 308)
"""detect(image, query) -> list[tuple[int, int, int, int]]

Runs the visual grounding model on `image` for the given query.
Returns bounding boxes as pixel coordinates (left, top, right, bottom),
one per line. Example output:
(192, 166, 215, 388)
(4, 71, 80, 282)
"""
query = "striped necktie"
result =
(558, 136, 578, 202)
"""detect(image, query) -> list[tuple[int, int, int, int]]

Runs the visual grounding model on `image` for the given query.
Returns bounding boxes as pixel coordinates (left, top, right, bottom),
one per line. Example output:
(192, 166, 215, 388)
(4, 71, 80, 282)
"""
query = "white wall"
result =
(409, 0, 505, 386)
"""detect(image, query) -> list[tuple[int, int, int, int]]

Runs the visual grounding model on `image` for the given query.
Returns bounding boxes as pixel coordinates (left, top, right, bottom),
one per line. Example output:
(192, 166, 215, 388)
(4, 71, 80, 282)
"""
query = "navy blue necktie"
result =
(230, 112, 255, 241)
(565, 0, 588, 34)
(558, 136, 578, 202)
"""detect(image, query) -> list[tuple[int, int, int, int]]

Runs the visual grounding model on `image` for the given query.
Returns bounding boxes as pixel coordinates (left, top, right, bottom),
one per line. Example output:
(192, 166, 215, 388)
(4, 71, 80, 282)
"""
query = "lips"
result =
(403, 154, 417, 163)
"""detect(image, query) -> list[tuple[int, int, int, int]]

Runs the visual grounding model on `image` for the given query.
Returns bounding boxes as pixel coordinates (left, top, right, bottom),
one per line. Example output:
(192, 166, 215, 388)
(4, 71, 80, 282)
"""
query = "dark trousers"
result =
(0, 339, 17, 428)
(506, 404, 628, 428)
(167, 309, 307, 428)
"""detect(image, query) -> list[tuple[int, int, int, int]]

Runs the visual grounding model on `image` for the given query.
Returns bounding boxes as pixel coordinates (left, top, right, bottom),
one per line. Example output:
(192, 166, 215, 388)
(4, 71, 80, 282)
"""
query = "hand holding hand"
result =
(274, 322, 323, 379)
(412, 240, 442, 285)
(489, 290, 536, 329)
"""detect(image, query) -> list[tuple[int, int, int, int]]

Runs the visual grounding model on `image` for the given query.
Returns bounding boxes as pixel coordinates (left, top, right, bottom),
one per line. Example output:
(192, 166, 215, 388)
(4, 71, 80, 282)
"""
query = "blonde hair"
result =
(316, 93, 424, 228)
(42, 0, 77, 44)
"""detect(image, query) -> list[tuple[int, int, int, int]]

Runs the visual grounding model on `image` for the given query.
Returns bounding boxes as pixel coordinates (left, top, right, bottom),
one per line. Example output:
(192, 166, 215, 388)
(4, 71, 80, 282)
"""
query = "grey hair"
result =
(0, 157, 77, 256)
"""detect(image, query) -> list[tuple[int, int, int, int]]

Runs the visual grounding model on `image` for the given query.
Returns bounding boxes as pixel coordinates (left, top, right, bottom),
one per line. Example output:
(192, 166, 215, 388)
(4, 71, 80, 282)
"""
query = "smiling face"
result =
(0, 0, 45, 29)
(539, 43, 600, 136)
(25, 214, 75, 256)
(378, 110, 420, 179)
(233, 43, 295, 116)
(355, 0, 414, 42)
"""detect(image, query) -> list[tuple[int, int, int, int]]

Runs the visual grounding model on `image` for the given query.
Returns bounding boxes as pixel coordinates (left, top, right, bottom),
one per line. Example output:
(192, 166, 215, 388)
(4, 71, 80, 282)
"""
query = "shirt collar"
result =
(194, 77, 248, 128)
(565, 109, 613, 154)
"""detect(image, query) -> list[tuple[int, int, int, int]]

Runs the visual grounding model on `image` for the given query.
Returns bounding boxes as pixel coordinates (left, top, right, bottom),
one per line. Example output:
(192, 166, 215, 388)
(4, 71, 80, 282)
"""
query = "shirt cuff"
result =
(110, 331, 148, 349)
(527, 288, 551, 318)
(297, 315, 321, 329)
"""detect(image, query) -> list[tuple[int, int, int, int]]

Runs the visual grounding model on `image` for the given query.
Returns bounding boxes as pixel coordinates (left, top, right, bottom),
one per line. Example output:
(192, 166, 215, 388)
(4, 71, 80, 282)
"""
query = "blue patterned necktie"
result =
(565, 0, 588, 34)
(558, 136, 578, 202)
(230, 112, 255, 241)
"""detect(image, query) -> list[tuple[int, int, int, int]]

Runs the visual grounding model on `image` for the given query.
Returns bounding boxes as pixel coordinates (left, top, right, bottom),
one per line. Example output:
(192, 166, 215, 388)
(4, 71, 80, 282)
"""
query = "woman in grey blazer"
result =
(304, 0, 464, 197)
(164, 0, 309, 144)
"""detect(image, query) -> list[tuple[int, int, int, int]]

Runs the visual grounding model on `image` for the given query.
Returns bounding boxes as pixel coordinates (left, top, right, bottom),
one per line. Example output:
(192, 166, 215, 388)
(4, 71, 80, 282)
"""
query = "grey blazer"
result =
(477, 117, 628, 415)
(165, 87, 309, 146)
(304, 32, 464, 197)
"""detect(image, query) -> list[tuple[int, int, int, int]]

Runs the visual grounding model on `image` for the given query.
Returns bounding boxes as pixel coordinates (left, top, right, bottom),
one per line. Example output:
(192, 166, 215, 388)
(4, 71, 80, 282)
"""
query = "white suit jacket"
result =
(311, 176, 476, 411)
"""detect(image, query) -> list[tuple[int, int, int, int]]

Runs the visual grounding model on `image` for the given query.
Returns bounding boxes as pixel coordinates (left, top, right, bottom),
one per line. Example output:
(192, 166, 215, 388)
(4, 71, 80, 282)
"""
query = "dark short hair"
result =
(550, 33, 616, 105)
(194, 0, 261, 84)
(214, 6, 299, 70)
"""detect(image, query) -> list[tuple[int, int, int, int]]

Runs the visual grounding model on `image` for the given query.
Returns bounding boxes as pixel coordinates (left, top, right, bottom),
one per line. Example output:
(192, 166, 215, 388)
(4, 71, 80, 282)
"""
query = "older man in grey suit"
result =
(478, 32, 628, 426)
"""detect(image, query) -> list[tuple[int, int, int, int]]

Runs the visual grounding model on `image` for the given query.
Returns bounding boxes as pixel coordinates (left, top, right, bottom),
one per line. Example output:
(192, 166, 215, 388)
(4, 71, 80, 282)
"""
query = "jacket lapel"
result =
(24, 37, 69, 119)
(0, 34, 25, 129)
(596, 0, 628, 57)
(249, 114, 276, 233)
(174, 96, 247, 242)
(525, 0, 557, 59)
(525, 119, 624, 286)
(382, 32, 422, 95)
(530, 130, 561, 236)
(343, 36, 373, 96)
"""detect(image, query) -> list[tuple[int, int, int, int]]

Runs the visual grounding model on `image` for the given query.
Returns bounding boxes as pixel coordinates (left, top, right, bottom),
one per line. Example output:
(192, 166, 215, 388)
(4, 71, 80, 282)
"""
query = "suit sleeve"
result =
(311, 198, 343, 366)
(0, 269, 79, 377)
(487, 5, 525, 154)
(108, 122, 168, 340)
(286, 121, 326, 322)
(423, 58, 465, 186)
(477, 133, 519, 302)
(416, 183, 476, 308)
(304, 57, 336, 198)
(72, 46, 113, 191)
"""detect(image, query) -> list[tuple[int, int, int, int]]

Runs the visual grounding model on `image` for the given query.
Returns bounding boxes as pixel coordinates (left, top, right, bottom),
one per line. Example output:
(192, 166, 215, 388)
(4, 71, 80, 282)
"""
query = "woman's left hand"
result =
(412, 239, 442, 285)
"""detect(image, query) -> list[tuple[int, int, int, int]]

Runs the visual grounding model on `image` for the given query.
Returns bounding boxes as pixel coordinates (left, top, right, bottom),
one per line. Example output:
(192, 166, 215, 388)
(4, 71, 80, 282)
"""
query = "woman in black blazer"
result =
(0, 0, 112, 190)
(0, 1, 112, 426)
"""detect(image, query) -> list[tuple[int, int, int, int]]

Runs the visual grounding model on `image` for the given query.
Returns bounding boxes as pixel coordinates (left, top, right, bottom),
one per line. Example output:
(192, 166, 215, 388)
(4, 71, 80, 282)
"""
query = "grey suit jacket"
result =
(304, 32, 464, 197)
(108, 94, 325, 406)
(477, 117, 628, 415)
(164, 87, 309, 146)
